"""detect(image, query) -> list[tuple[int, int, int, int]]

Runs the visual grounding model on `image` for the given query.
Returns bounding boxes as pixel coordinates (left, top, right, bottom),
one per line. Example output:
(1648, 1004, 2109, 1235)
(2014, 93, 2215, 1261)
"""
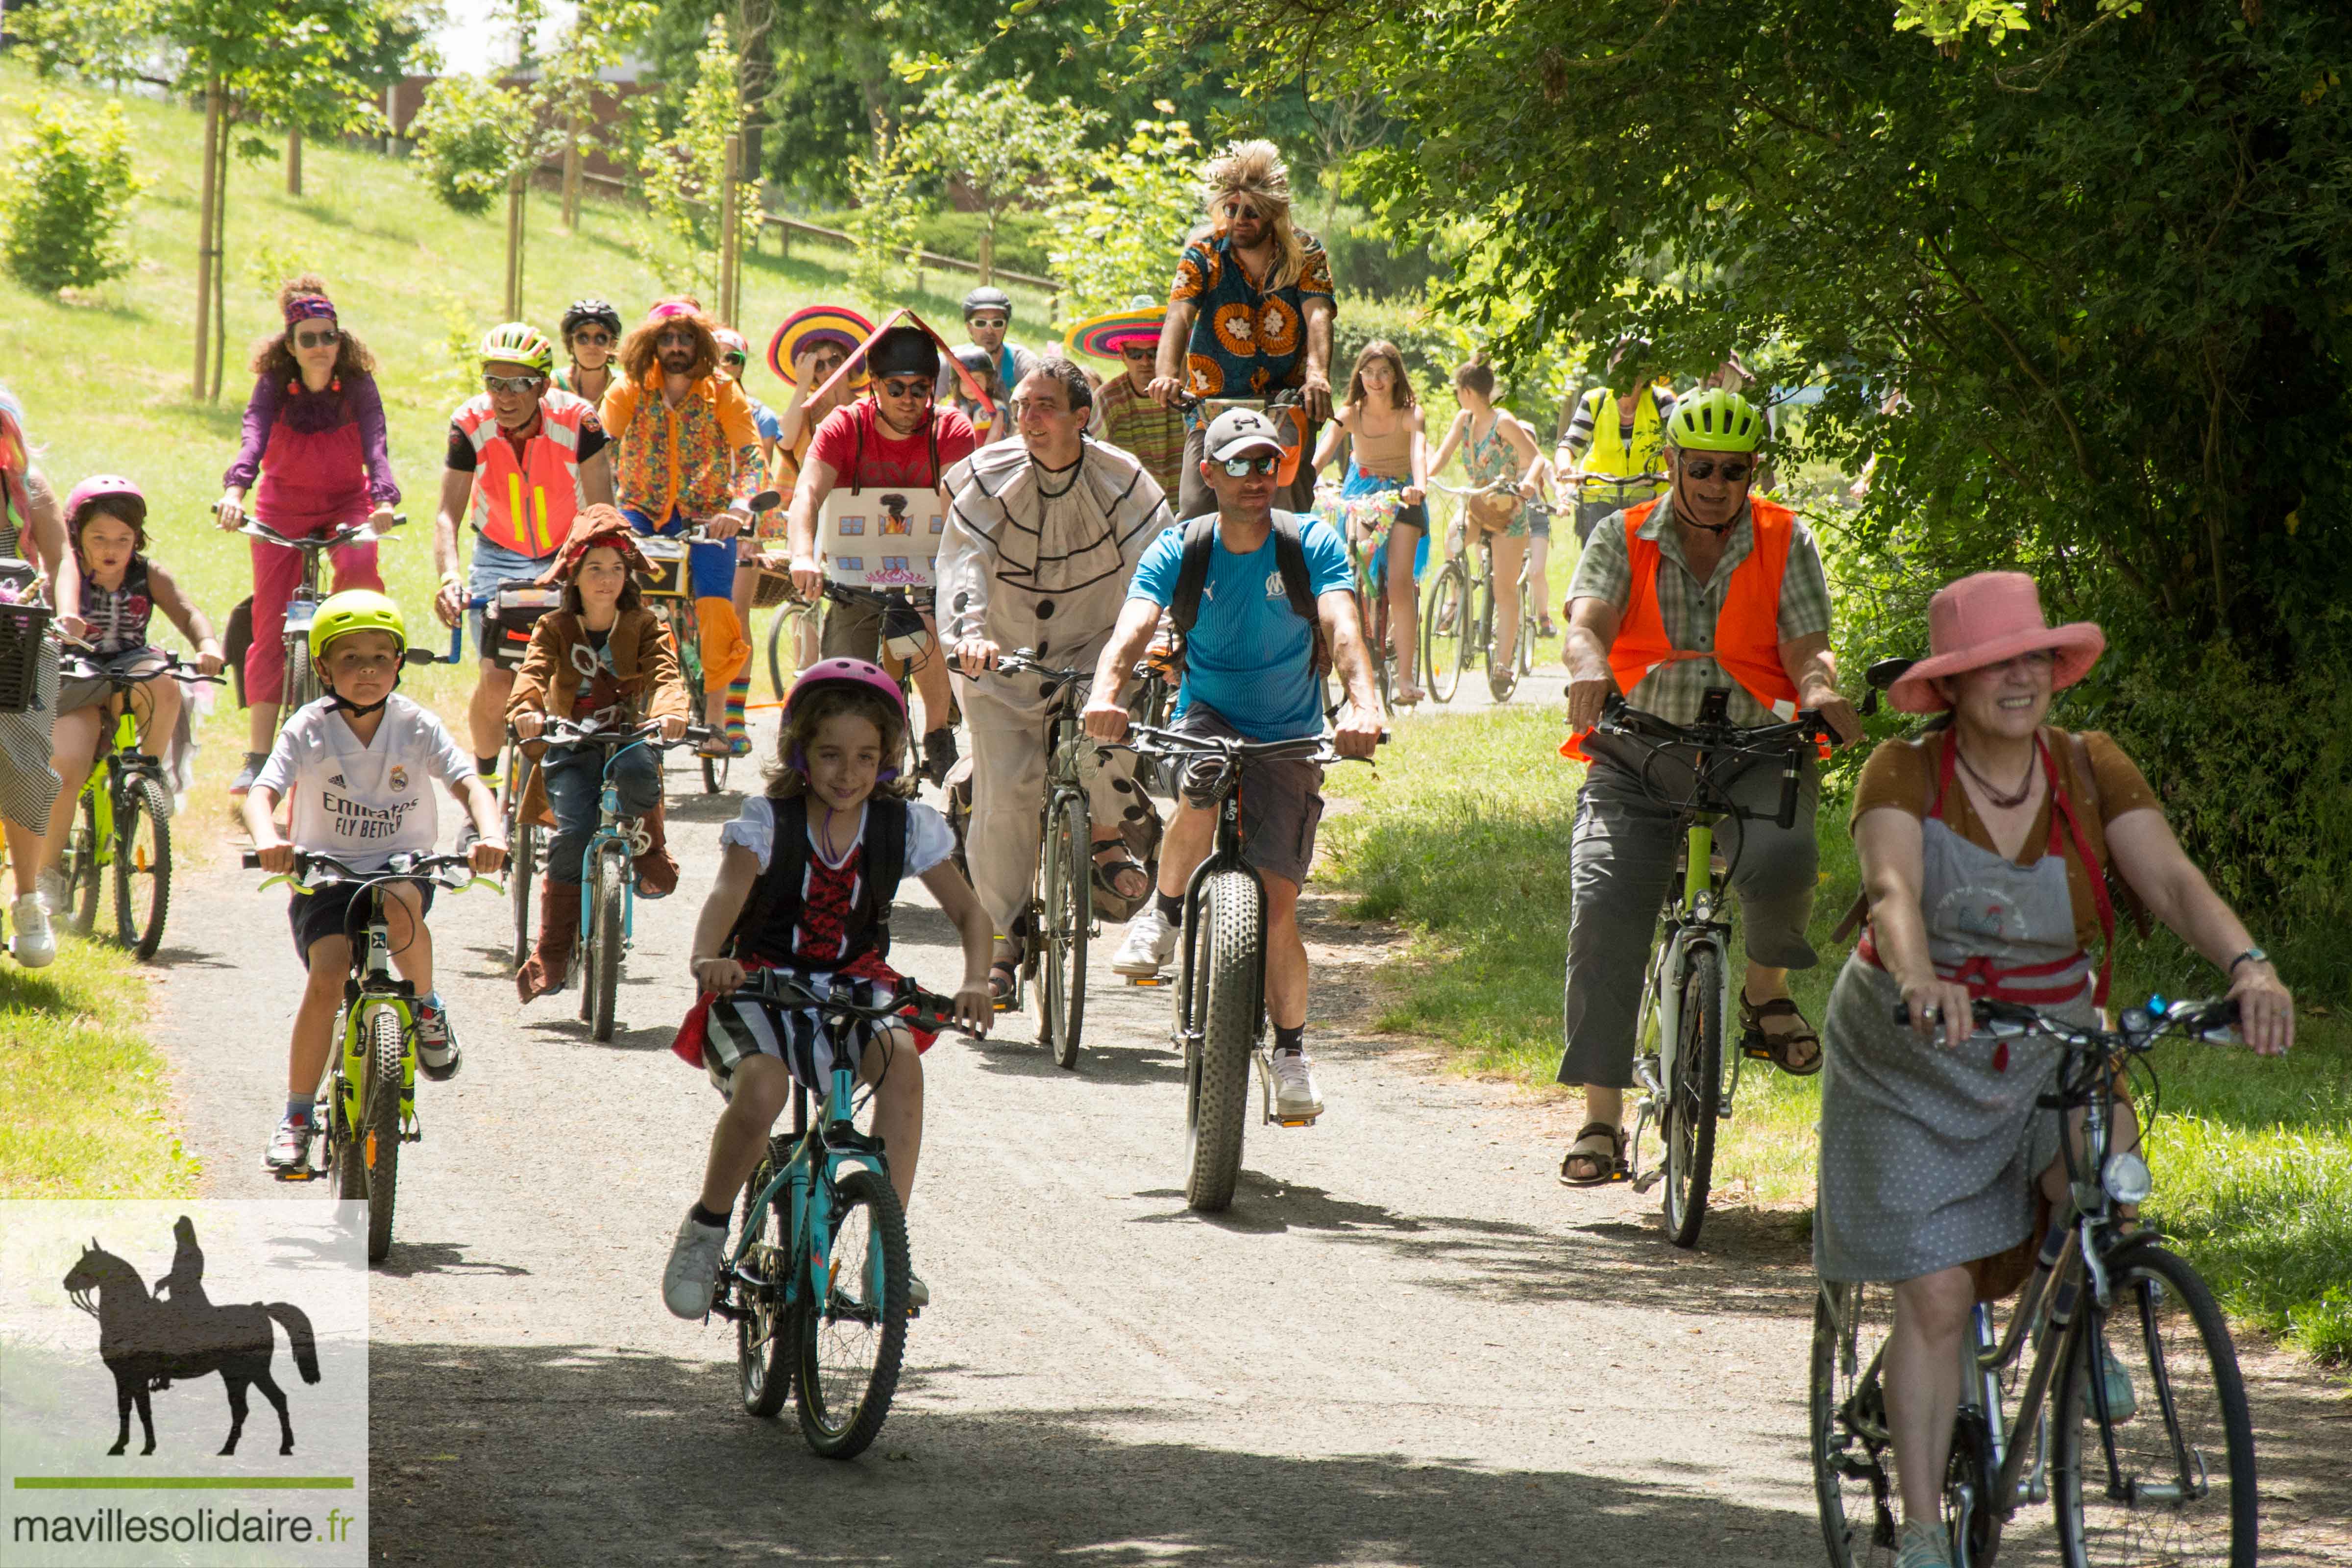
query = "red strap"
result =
(2040, 735, 2115, 1007)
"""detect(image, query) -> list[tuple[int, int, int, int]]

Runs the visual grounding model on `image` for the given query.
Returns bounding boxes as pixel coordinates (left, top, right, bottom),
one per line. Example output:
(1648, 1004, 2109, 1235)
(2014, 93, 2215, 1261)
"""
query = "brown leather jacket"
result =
(506, 607, 692, 824)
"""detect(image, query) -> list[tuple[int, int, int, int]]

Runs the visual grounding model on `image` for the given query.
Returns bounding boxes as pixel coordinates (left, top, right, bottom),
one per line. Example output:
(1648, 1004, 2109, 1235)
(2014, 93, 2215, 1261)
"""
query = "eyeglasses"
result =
(1120, 345, 1157, 361)
(570, 330, 613, 348)
(966, 316, 1008, 331)
(723, 354, 748, 370)
(1678, 457, 1754, 483)
(877, 376, 931, 398)
(1215, 454, 1280, 477)
(483, 373, 546, 394)
(294, 329, 340, 350)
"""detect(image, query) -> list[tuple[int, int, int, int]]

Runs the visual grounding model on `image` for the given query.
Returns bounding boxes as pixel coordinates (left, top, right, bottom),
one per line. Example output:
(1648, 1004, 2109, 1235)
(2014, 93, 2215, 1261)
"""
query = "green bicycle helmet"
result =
(478, 322, 556, 378)
(310, 589, 408, 664)
(1667, 387, 1765, 453)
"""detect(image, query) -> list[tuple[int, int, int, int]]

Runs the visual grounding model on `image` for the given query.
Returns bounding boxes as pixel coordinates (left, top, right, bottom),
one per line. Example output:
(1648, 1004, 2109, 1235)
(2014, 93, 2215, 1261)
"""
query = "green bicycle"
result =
(248, 850, 499, 1263)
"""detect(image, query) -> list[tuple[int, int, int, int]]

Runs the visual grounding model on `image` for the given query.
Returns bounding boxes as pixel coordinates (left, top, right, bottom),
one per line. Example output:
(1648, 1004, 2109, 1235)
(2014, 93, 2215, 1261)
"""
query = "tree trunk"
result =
(209, 110, 229, 402)
(562, 112, 583, 231)
(978, 222, 994, 288)
(504, 171, 526, 318)
(286, 127, 301, 197)
(193, 79, 220, 402)
(719, 133, 741, 326)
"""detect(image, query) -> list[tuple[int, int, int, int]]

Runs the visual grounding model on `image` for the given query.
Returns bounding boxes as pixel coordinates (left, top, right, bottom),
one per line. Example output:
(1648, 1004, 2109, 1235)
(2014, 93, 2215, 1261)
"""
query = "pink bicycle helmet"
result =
(65, 474, 145, 519)
(786, 658, 908, 729)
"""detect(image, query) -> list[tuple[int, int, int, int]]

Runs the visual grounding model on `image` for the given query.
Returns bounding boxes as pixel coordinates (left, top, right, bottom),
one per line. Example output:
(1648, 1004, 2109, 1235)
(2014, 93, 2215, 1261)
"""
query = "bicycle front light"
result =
(2102, 1151, 2154, 1206)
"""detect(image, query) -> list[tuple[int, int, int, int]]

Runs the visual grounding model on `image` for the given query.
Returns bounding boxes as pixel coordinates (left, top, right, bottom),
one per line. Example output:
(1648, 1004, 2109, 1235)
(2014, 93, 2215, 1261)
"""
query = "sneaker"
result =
(1270, 1049, 1324, 1121)
(921, 727, 958, 788)
(36, 868, 69, 911)
(414, 999, 461, 1080)
(662, 1209, 729, 1319)
(1111, 905, 1179, 977)
(1895, 1522, 1953, 1568)
(228, 752, 267, 798)
(263, 1113, 314, 1173)
(7, 893, 54, 968)
(907, 1272, 931, 1311)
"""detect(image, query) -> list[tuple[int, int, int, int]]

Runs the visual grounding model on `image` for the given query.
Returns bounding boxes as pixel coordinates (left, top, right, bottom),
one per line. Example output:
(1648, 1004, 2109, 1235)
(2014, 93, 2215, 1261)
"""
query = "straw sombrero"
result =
(769, 304, 875, 389)
(1066, 303, 1164, 361)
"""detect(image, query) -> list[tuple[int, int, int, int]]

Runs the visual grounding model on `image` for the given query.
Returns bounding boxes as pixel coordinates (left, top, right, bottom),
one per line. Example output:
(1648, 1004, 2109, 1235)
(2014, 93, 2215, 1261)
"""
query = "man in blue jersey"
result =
(1084, 408, 1381, 1120)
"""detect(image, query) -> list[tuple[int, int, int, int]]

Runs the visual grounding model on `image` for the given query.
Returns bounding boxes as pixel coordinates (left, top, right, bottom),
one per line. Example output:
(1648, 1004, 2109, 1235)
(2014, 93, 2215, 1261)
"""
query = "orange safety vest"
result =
(1562, 496, 1803, 760)
(456, 389, 592, 558)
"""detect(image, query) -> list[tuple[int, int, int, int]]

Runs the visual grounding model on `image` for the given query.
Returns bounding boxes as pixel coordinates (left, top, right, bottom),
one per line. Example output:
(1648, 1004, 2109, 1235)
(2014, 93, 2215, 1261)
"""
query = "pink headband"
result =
(648, 299, 699, 321)
(283, 296, 337, 326)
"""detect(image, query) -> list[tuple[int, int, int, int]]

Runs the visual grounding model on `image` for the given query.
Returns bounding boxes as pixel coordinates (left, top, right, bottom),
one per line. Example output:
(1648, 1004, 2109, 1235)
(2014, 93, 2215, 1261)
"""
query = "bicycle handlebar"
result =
(1128, 723, 1386, 770)
(1892, 994, 2242, 1052)
(1591, 692, 1838, 832)
(531, 717, 718, 750)
(242, 849, 490, 892)
(233, 515, 406, 551)
(53, 645, 229, 686)
(734, 968, 957, 1034)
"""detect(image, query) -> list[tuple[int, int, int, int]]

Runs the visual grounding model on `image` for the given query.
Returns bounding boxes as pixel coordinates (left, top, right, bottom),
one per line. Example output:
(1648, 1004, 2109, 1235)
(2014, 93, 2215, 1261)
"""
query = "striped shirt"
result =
(1094, 376, 1186, 499)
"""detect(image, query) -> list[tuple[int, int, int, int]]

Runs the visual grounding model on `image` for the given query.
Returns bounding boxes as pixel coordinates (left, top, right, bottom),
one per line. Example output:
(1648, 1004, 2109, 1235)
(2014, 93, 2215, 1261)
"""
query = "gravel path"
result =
(147, 712, 2350, 1568)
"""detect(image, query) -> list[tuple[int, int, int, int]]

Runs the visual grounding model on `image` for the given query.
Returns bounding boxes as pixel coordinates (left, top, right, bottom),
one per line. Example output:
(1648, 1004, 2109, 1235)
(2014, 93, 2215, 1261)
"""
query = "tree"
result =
(634, 15, 763, 305)
(1, 99, 147, 293)
(899, 72, 1102, 283)
(533, 0, 660, 229)
(1047, 110, 1201, 314)
(411, 74, 531, 215)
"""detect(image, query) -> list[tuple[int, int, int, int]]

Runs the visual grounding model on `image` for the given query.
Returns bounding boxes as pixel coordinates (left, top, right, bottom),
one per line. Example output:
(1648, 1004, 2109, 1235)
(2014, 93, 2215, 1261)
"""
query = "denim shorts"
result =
(467, 537, 559, 657)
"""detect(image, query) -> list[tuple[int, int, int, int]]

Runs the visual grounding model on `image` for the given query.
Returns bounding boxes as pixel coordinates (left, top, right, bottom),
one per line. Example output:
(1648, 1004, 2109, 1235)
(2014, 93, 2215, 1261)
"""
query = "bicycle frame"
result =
(731, 1063, 892, 1321)
(1632, 816, 1737, 1133)
(1172, 774, 1271, 1054)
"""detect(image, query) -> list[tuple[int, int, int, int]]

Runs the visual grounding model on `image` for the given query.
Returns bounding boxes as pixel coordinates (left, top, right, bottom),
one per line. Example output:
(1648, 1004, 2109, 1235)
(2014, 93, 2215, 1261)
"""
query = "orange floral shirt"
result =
(1167, 229, 1337, 402)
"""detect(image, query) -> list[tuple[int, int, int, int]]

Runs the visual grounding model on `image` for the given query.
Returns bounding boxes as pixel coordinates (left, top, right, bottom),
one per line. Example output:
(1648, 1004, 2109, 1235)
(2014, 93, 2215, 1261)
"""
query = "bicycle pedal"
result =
(1125, 971, 1170, 987)
(269, 1165, 324, 1183)
(1631, 1168, 1666, 1193)
(1272, 1115, 1320, 1129)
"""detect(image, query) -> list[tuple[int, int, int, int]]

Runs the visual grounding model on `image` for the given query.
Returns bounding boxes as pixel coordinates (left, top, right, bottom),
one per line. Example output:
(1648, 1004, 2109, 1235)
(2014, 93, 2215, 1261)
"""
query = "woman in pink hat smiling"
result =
(1817, 570, 2292, 1568)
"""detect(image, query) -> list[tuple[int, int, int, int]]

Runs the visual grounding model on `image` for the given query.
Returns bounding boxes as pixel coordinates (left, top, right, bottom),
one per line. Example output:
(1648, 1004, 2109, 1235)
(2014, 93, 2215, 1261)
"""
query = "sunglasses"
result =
(484, 373, 546, 394)
(723, 353, 748, 370)
(1120, 345, 1156, 360)
(967, 316, 1008, 331)
(294, 328, 340, 349)
(656, 330, 697, 348)
(1221, 202, 1264, 223)
(1678, 457, 1754, 483)
(570, 330, 613, 347)
(878, 375, 931, 398)
(1215, 454, 1280, 477)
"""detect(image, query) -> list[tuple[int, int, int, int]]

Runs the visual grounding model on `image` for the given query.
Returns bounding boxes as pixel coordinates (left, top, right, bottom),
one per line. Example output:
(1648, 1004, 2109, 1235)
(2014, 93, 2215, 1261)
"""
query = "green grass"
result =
(1322, 707, 2352, 1367)
(0, 932, 201, 1197)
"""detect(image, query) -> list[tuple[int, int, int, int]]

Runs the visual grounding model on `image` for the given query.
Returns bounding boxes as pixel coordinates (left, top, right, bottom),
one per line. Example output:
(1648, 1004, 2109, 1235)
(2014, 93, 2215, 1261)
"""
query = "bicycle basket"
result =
(633, 535, 690, 599)
(484, 583, 565, 670)
(751, 568, 796, 610)
(0, 599, 53, 713)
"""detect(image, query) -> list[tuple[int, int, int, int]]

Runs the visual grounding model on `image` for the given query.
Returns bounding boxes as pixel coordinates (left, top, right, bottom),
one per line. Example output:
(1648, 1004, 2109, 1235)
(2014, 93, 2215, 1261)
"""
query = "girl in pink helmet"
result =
(661, 658, 992, 1320)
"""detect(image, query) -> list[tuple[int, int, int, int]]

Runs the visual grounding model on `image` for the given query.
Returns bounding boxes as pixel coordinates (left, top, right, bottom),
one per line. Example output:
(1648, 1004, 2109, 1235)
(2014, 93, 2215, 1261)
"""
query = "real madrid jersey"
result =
(255, 694, 476, 872)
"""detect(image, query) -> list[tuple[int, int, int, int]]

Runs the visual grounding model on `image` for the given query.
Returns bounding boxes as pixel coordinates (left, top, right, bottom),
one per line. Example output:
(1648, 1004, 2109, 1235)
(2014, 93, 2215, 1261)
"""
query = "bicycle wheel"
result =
(1812, 1280, 1903, 1568)
(110, 774, 172, 958)
(1661, 943, 1724, 1248)
(1421, 560, 1468, 703)
(1483, 574, 1520, 702)
(587, 845, 625, 1041)
(1040, 791, 1089, 1070)
(359, 1002, 404, 1263)
(794, 1165, 909, 1459)
(736, 1137, 798, 1418)
(767, 604, 793, 703)
(60, 785, 105, 936)
(284, 636, 320, 714)
(508, 824, 537, 971)
(1182, 871, 1259, 1212)
(2053, 1241, 2258, 1568)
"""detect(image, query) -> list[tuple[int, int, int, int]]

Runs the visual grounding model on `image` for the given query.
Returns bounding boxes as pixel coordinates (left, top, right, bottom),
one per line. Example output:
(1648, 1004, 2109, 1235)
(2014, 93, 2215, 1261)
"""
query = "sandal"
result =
(1557, 1120, 1627, 1187)
(1740, 992, 1823, 1077)
(987, 957, 1021, 1011)
(1090, 840, 1150, 904)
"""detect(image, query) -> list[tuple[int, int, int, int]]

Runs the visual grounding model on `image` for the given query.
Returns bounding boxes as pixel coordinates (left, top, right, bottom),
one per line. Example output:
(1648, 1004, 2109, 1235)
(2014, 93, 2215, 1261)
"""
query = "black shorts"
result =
(288, 879, 434, 965)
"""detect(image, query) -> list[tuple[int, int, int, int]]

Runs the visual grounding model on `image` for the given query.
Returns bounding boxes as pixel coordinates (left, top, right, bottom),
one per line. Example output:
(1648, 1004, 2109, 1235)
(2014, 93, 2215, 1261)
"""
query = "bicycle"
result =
(1312, 482, 1404, 715)
(1584, 688, 1834, 1248)
(229, 512, 404, 726)
(1563, 467, 1669, 546)
(1130, 722, 1376, 1211)
(1813, 993, 2261, 1568)
(708, 970, 954, 1458)
(1424, 477, 1535, 702)
(818, 582, 935, 784)
(244, 850, 499, 1263)
(52, 647, 225, 959)
(629, 525, 737, 798)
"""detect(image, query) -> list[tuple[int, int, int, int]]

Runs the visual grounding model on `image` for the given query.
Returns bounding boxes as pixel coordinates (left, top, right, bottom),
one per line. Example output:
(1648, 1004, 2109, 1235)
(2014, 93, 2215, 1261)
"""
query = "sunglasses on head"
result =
(1215, 453, 1280, 477)
(1678, 456, 1754, 483)
(484, 373, 545, 394)
(294, 328, 340, 350)
(878, 375, 930, 398)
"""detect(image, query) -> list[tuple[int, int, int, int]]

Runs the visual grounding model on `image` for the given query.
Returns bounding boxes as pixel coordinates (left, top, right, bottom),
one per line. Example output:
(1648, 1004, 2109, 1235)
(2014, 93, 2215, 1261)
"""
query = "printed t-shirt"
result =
(1128, 510, 1350, 740)
(254, 694, 476, 872)
(808, 400, 978, 491)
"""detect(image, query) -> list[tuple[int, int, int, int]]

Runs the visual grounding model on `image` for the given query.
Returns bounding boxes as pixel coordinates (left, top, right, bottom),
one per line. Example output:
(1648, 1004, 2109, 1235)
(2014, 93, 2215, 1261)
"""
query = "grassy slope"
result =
(1322, 707, 2352, 1367)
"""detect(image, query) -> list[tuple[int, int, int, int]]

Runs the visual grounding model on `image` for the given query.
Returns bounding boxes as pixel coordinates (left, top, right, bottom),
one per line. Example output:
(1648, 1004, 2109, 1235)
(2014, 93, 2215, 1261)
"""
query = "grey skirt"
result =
(0, 643, 61, 832)
(1813, 955, 2080, 1283)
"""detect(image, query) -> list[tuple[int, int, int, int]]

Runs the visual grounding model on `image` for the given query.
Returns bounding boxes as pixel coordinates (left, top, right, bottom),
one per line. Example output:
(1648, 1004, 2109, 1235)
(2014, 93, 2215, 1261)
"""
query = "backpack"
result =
(1165, 512, 1331, 679)
(725, 794, 910, 968)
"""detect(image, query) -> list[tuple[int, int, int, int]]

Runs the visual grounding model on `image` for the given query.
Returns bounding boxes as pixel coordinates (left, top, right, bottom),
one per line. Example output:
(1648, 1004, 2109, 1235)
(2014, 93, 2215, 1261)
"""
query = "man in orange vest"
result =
(1554, 388, 1863, 1187)
(432, 323, 615, 781)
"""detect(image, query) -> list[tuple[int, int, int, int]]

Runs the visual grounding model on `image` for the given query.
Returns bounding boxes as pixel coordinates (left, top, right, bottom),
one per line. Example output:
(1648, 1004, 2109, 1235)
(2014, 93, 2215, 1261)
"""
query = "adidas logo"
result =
(328, 774, 346, 787)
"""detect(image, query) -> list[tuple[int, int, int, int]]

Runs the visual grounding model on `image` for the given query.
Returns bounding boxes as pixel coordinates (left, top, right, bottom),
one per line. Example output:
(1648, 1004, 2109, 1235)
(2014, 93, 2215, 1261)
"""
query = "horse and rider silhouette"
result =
(61, 1216, 322, 1457)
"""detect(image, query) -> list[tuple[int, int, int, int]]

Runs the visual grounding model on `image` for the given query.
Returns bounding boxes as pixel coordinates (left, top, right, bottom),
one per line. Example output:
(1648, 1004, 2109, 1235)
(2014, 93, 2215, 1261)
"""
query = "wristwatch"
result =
(2227, 946, 2269, 975)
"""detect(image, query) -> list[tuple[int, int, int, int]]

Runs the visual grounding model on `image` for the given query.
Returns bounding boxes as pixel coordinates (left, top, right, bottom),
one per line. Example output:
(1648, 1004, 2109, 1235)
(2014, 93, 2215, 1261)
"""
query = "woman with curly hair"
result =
(215, 274, 400, 795)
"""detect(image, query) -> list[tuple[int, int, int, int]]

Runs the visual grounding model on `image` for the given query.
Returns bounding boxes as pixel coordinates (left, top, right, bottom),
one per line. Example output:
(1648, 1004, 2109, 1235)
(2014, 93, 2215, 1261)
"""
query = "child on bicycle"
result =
(245, 590, 505, 1173)
(507, 506, 693, 1004)
(661, 658, 992, 1320)
(1309, 340, 1429, 702)
(39, 475, 226, 891)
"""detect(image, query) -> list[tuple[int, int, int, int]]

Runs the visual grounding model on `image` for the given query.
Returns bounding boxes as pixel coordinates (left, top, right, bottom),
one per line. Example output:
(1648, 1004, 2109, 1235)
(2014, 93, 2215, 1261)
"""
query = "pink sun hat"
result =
(1888, 572, 2106, 713)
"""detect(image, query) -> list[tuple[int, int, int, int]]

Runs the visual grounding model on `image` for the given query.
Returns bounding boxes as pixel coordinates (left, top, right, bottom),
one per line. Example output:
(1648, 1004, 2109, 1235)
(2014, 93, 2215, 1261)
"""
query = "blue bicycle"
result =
(709, 971, 949, 1458)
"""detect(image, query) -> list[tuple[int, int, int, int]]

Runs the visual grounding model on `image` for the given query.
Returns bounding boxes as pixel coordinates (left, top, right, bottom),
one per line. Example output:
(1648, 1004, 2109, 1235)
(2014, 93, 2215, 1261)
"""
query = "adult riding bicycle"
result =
(227, 510, 404, 730)
(1583, 687, 1835, 1247)
(709, 970, 954, 1458)
(52, 646, 224, 958)
(1425, 475, 1537, 702)
(634, 490, 778, 795)
(1814, 993, 2260, 1568)
(245, 850, 500, 1263)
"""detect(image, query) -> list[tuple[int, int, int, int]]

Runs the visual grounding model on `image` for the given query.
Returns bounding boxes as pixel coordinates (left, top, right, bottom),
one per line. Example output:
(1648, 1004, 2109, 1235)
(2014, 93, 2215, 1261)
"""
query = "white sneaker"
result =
(907, 1272, 931, 1310)
(661, 1209, 729, 1320)
(1271, 1049, 1323, 1122)
(36, 868, 68, 912)
(8, 893, 54, 968)
(1111, 906, 1179, 977)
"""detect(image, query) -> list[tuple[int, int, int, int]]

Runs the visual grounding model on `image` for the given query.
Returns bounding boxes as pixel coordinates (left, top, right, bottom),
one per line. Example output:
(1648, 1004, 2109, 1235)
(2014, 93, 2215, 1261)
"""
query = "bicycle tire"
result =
(1662, 944, 1723, 1248)
(1482, 569, 1520, 701)
(62, 785, 105, 935)
(111, 774, 172, 958)
(588, 845, 625, 1042)
(794, 1165, 909, 1459)
(509, 823, 537, 971)
(736, 1140, 797, 1418)
(1422, 561, 1468, 703)
(361, 1002, 404, 1263)
(767, 603, 792, 703)
(1811, 1280, 1903, 1568)
(2053, 1240, 2258, 1568)
(1041, 790, 1088, 1070)
(1182, 872, 1259, 1212)
(702, 756, 724, 795)
(284, 637, 320, 715)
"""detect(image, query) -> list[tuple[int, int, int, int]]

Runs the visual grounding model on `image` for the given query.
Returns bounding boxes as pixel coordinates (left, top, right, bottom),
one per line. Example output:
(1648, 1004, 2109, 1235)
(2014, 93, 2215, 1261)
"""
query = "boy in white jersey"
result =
(245, 591, 506, 1172)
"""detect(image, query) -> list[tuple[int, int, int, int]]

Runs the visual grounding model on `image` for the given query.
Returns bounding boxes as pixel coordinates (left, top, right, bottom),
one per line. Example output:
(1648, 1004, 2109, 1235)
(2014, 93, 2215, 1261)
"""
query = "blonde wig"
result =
(1198, 139, 1309, 294)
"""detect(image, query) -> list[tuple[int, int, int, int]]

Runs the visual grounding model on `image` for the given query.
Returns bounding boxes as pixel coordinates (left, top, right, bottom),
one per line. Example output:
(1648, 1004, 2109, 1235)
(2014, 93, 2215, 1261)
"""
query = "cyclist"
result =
(937, 285, 1036, 407)
(1555, 388, 1862, 1186)
(432, 322, 614, 783)
(1083, 409, 1382, 1120)
(215, 275, 399, 797)
(1555, 336, 1675, 546)
(245, 591, 505, 1173)
(507, 508, 693, 1003)
(939, 357, 1174, 1001)
(600, 298, 761, 755)
(1152, 140, 1337, 520)
(758, 306, 872, 679)
(662, 659, 994, 1317)
(1077, 300, 1186, 499)
(1823, 570, 2291, 1568)
(714, 325, 782, 749)
(782, 323, 975, 785)
(39, 476, 224, 895)
(949, 344, 1011, 446)
(0, 382, 77, 968)
(1311, 340, 1429, 703)
(554, 298, 623, 405)
(1426, 359, 1544, 676)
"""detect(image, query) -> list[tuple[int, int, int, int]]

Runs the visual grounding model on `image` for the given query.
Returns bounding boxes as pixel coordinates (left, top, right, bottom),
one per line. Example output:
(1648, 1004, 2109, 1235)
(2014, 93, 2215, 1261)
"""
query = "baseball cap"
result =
(1203, 407, 1286, 463)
